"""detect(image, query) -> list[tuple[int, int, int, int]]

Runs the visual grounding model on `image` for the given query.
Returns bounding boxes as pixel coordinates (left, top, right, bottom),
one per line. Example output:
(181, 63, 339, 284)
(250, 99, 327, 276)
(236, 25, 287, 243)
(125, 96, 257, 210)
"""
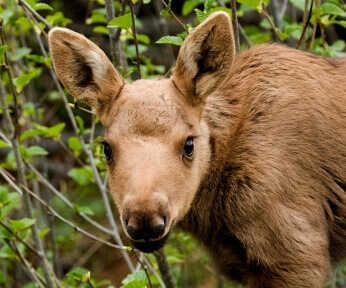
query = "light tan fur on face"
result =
(49, 11, 345, 288)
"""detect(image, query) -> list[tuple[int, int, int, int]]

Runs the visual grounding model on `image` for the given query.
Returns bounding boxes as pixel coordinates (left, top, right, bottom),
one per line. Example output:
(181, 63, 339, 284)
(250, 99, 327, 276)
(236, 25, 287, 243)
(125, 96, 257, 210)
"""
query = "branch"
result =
(18, 0, 52, 29)
(296, 0, 314, 49)
(0, 219, 40, 257)
(22, 9, 135, 272)
(0, 22, 56, 288)
(128, 0, 141, 78)
(230, 0, 240, 52)
(6, 240, 45, 288)
(26, 163, 114, 236)
(262, 5, 283, 42)
(161, 0, 188, 33)
(22, 185, 125, 251)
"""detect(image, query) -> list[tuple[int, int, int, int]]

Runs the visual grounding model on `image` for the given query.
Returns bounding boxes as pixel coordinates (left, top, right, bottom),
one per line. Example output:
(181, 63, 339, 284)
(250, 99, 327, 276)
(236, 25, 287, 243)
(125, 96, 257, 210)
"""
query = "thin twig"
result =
(238, 24, 252, 47)
(26, 163, 114, 235)
(262, 5, 283, 42)
(105, 0, 122, 69)
(230, 0, 240, 52)
(143, 256, 166, 288)
(0, 220, 40, 257)
(18, 0, 52, 29)
(6, 240, 45, 288)
(128, 0, 141, 78)
(132, 251, 153, 288)
(0, 22, 56, 288)
(0, 167, 23, 196)
(23, 10, 135, 272)
(296, 0, 314, 49)
(161, 0, 188, 33)
(22, 185, 125, 250)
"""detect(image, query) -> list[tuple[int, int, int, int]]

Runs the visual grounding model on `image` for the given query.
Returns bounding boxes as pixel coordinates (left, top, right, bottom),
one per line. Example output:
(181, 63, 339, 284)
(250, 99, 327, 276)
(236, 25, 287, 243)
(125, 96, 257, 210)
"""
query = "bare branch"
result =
(128, 0, 141, 78)
(296, 0, 314, 49)
(160, 0, 188, 33)
(18, 0, 52, 29)
(262, 5, 283, 42)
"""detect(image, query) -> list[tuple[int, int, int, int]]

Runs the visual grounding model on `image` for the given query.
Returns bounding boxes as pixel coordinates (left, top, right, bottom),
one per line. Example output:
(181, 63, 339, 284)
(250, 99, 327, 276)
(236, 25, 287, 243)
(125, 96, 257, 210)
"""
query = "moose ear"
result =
(173, 12, 235, 106)
(48, 28, 124, 123)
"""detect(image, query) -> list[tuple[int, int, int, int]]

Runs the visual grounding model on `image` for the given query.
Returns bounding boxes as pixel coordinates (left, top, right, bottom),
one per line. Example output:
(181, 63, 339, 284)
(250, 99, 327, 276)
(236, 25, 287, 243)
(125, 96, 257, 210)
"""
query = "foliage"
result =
(0, 0, 345, 287)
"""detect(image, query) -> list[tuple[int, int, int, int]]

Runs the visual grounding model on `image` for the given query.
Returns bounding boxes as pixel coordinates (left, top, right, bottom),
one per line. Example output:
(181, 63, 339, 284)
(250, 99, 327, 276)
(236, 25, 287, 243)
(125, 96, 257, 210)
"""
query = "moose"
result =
(49, 12, 345, 287)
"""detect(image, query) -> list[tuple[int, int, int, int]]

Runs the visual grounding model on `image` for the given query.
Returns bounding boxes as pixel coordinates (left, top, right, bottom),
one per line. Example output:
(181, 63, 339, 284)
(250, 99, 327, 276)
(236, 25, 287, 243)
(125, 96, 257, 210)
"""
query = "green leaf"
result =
(0, 244, 18, 260)
(276, 29, 289, 41)
(143, 0, 151, 3)
(73, 204, 95, 216)
(182, 0, 200, 15)
(161, 0, 173, 16)
(68, 136, 83, 155)
(156, 36, 184, 46)
(20, 129, 42, 141)
(10, 47, 32, 62)
(237, 0, 261, 8)
(26, 146, 48, 156)
(204, 0, 215, 12)
(331, 40, 345, 51)
(42, 123, 65, 138)
(284, 25, 302, 35)
(136, 34, 150, 45)
(195, 8, 211, 22)
(107, 13, 133, 29)
(289, 0, 306, 11)
(87, 13, 107, 25)
(66, 271, 83, 281)
(321, 3, 346, 17)
(75, 116, 85, 134)
(121, 270, 147, 288)
(332, 20, 346, 28)
(0, 46, 7, 66)
(0, 140, 10, 148)
(39, 228, 50, 238)
(13, 70, 41, 93)
(68, 166, 94, 186)
(10, 218, 36, 233)
(93, 26, 109, 35)
(34, 2, 53, 11)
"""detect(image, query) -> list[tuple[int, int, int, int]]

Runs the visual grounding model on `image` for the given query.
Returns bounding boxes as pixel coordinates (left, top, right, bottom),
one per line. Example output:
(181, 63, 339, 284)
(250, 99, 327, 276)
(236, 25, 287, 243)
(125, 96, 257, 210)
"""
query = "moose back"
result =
(49, 12, 346, 287)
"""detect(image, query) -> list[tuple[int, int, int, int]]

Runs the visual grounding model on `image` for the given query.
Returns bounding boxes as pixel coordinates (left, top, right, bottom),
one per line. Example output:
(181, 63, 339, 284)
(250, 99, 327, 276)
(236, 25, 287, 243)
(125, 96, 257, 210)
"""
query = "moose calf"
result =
(49, 12, 346, 287)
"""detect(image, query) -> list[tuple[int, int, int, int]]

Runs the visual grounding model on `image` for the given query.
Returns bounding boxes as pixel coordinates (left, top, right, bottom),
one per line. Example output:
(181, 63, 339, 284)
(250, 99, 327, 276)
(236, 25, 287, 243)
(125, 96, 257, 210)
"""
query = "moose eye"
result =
(103, 142, 113, 162)
(183, 138, 194, 158)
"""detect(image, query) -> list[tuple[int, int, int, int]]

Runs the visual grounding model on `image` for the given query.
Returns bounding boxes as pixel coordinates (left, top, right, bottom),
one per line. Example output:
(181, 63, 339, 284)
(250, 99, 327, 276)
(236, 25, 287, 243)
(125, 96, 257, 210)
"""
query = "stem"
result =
(0, 23, 56, 288)
(105, 0, 122, 69)
(18, 0, 52, 29)
(262, 5, 283, 42)
(0, 219, 40, 257)
(296, 0, 314, 49)
(230, 0, 240, 52)
(22, 8, 135, 272)
(7, 240, 46, 288)
(128, 0, 141, 78)
(161, 0, 188, 33)
(26, 162, 114, 235)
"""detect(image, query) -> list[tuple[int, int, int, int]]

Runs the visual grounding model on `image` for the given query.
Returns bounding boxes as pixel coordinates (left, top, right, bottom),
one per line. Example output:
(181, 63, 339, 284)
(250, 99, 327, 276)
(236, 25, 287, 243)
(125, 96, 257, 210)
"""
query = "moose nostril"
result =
(125, 219, 129, 226)
(126, 222, 166, 241)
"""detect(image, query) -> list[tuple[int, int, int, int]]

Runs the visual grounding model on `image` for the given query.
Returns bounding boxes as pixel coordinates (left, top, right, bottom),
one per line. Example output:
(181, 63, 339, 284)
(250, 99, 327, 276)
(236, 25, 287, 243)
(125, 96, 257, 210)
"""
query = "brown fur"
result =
(49, 12, 346, 287)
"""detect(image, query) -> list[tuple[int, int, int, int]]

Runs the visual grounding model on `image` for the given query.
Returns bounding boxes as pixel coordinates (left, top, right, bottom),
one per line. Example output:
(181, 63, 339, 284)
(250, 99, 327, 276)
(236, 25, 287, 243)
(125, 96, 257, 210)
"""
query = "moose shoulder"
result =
(49, 12, 346, 288)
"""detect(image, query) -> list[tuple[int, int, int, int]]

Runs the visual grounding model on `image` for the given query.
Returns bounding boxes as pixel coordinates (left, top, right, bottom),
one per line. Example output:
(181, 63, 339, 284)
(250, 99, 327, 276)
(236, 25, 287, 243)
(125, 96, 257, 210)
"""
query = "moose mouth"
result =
(131, 233, 170, 253)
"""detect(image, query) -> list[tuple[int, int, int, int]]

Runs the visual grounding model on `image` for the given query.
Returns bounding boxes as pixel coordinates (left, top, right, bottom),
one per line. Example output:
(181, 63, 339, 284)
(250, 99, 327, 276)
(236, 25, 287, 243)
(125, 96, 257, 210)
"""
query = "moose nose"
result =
(125, 216, 167, 241)
(126, 222, 166, 241)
